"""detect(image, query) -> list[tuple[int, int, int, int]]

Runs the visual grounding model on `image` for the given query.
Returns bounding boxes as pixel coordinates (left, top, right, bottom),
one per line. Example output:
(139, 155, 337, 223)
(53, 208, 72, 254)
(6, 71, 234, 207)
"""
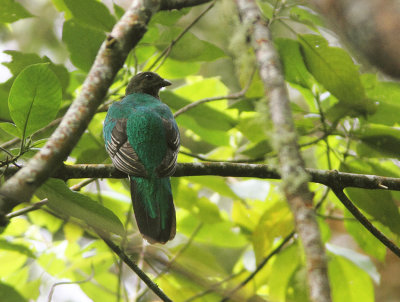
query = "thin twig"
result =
(331, 186, 400, 258)
(97, 230, 172, 302)
(136, 223, 204, 300)
(69, 178, 97, 191)
(47, 266, 95, 302)
(147, 0, 216, 72)
(317, 213, 361, 221)
(220, 231, 295, 301)
(314, 93, 332, 169)
(5, 199, 48, 219)
(174, 69, 255, 118)
(184, 270, 246, 302)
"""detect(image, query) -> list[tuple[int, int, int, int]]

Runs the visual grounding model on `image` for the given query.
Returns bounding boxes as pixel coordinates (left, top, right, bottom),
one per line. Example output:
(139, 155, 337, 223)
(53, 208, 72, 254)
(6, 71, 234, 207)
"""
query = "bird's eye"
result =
(144, 73, 153, 79)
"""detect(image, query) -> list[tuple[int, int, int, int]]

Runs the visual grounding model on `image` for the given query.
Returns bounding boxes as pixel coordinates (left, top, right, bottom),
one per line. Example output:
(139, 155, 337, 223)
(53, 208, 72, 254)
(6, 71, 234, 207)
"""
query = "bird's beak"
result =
(162, 79, 172, 87)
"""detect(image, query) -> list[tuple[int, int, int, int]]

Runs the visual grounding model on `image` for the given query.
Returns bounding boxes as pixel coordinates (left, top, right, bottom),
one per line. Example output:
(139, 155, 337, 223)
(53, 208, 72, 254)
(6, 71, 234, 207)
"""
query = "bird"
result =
(103, 72, 180, 244)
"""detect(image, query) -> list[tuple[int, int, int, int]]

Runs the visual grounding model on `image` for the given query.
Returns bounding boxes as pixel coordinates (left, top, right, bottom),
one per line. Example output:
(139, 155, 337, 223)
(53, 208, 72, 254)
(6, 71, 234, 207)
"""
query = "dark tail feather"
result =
(129, 176, 176, 244)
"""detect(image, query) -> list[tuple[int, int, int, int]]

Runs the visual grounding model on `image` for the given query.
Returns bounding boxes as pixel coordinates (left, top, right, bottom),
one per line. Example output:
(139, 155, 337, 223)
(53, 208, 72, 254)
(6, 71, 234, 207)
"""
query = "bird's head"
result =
(125, 72, 171, 98)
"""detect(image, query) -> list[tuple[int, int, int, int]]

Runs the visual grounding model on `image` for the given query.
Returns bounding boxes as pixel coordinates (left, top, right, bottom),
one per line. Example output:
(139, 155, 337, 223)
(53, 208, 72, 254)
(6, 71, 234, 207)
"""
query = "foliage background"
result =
(1, 0, 400, 301)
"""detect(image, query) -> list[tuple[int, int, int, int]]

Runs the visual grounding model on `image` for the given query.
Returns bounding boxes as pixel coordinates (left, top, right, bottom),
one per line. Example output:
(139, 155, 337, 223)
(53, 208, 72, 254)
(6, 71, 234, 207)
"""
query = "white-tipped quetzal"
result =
(103, 72, 180, 243)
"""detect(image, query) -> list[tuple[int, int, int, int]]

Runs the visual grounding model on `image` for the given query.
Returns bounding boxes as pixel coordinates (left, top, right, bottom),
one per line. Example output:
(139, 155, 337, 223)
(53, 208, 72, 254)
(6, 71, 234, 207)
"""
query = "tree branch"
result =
(331, 186, 400, 257)
(4, 163, 400, 191)
(309, 0, 400, 78)
(221, 231, 295, 301)
(235, 1, 331, 301)
(160, 0, 212, 10)
(97, 231, 172, 302)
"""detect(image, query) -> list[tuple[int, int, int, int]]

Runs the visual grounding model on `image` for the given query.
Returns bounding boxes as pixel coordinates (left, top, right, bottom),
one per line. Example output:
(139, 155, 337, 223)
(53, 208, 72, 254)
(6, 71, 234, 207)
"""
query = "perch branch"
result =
(4, 163, 400, 191)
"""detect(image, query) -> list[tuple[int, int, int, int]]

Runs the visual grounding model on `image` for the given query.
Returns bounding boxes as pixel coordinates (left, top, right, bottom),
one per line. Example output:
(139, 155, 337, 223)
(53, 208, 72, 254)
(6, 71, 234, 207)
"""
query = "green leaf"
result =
(299, 34, 376, 116)
(62, 19, 105, 72)
(2, 51, 42, 76)
(236, 115, 267, 142)
(275, 38, 314, 88)
(2, 51, 70, 95)
(178, 212, 247, 248)
(327, 243, 380, 283)
(0, 81, 12, 122)
(189, 176, 237, 199)
(151, 9, 189, 26)
(36, 179, 124, 236)
(340, 160, 400, 235)
(64, 0, 115, 32)
(0, 122, 20, 137)
(256, 0, 274, 19)
(8, 63, 62, 138)
(154, 58, 201, 79)
(156, 26, 226, 62)
(269, 244, 300, 301)
(355, 124, 400, 158)
(161, 90, 235, 146)
(27, 208, 63, 233)
(0, 282, 26, 302)
(344, 211, 386, 261)
(0, 239, 35, 258)
(113, 3, 125, 19)
(362, 74, 400, 126)
(0, 0, 33, 24)
(290, 5, 324, 29)
(328, 252, 375, 302)
(253, 199, 293, 262)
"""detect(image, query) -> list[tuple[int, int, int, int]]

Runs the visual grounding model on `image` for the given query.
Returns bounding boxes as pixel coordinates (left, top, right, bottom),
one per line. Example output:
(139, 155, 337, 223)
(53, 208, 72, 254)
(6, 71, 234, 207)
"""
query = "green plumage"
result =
(104, 72, 179, 243)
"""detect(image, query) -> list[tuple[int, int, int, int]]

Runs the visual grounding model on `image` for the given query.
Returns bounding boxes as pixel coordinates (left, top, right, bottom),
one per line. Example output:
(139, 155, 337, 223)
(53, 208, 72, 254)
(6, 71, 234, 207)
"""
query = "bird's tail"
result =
(129, 176, 176, 244)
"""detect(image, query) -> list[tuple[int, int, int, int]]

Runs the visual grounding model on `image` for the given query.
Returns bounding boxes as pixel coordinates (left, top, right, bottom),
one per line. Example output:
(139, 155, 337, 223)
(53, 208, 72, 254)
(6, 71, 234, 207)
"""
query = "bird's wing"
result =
(105, 118, 147, 177)
(156, 117, 180, 177)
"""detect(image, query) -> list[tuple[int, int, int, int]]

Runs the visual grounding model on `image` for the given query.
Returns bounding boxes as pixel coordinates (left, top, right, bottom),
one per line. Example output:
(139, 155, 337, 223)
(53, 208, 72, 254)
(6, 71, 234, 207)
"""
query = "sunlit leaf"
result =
(36, 179, 124, 236)
(328, 252, 374, 302)
(299, 34, 376, 117)
(8, 63, 62, 138)
(269, 244, 300, 301)
(156, 26, 226, 62)
(64, 0, 116, 31)
(0, 282, 25, 302)
(62, 19, 105, 72)
(0, 0, 33, 23)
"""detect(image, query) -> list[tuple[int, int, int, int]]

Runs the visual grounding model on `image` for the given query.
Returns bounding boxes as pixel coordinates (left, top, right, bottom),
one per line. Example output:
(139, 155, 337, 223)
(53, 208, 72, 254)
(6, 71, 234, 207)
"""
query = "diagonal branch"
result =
(331, 186, 400, 257)
(234, 1, 331, 301)
(97, 230, 172, 302)
(221, 231, 295, 301)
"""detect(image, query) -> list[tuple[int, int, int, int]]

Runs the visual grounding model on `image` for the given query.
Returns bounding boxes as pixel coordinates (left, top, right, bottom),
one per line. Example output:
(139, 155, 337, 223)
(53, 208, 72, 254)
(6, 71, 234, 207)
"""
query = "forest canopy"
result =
(1, 0, 400, 301)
